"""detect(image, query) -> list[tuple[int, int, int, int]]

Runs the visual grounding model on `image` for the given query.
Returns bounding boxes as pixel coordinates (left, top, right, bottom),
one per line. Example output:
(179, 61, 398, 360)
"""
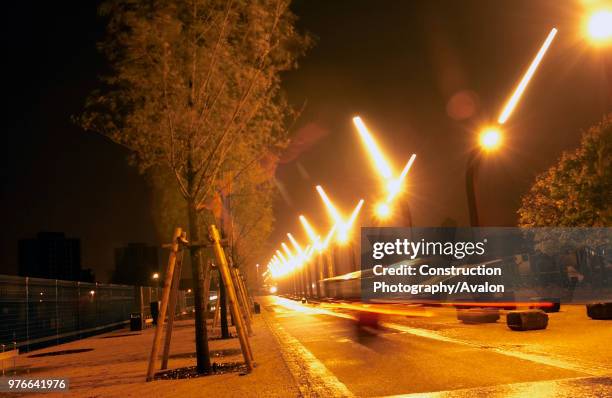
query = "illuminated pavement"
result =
(262, 295, 612, 397)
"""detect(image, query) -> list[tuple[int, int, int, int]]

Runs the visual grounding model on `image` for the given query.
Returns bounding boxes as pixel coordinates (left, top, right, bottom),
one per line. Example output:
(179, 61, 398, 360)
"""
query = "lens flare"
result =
(353, 116, 394, 180)
(385, 154, 416, 202)
(316, 185, 342, 222)
(498, 28, 557, 124)
(322, 224, 337, 249)
(300, 215, 325, 251)
(337, 199, 364, 244)
(353, 116, 417, 217)
(287, 233, 303, 254)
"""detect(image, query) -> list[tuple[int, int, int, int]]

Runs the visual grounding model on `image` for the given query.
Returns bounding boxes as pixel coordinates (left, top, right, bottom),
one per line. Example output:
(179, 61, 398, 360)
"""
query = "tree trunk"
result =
(187, 201, 212, 373)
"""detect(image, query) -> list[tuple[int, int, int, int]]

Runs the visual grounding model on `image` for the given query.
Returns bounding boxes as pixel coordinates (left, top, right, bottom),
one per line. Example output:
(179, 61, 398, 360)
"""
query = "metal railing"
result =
(0, 274, 188, 352)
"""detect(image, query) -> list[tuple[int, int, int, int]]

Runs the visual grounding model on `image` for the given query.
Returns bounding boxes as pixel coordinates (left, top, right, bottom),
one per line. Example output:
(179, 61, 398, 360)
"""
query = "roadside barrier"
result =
(586, 302, 612, 320)
(456, 308, 500, 324)
(507, 309, 548, 331)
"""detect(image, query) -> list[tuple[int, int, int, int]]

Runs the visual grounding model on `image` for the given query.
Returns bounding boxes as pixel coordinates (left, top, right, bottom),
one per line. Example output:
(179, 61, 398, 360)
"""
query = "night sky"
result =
(1, 1, 610, 281)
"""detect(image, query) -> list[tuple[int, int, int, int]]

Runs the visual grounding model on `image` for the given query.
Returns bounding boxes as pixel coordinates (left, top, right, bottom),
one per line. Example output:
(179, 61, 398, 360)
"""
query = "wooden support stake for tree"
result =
(231, 272, 253, 336)
(236, 269, 253, 319)
(160, 236, 185, 370)
(237, 268, 252, 306)
(233, 267, 251, 319)
(209, 225, 254, 371)
(237, 270, 252, 317)
(231, 267, 252, 335)
(229, 266, 254, 360)
(146, 227, 182, 382)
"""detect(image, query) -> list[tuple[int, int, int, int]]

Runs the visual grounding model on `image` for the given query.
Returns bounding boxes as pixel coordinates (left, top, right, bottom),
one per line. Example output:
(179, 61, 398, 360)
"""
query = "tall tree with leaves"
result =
(221, 156, 277, 274)
(80, 0, 310, 372)
(518, 113, 611, 254)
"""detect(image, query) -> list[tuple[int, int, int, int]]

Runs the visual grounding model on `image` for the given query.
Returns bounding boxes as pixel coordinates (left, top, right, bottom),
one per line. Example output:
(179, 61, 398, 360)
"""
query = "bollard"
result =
(130, 312, 143, 331)
(586, 302, 612, 320)
(507, 309, 548, 331)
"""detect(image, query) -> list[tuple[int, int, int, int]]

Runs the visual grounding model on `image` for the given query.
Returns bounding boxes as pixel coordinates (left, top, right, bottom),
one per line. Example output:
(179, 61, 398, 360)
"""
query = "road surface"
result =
(261, 296, 611, 397)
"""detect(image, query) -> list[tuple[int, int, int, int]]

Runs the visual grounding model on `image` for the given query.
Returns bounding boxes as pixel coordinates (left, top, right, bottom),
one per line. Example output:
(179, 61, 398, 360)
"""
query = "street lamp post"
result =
(315, 251, 324, 298)
(465, 148, 482, 227)
(464, 27, 555, 226)
(465, 127, 502, 227)
(255, 264, 260, 292)
(152, 272, 160, 290)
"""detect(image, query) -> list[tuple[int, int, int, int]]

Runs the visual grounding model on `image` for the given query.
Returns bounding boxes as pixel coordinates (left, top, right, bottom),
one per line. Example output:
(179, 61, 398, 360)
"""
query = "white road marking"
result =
(379, 375, 612, 397)
(382, 322, 610, 377)
(264, 303, 354, 397)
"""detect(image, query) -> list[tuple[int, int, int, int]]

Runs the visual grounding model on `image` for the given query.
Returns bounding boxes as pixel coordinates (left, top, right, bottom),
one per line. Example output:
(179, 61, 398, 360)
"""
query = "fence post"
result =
(95, 282, 99, 327)
(77, 281, 81, 340)
(55, 279, 59, 345)
(25, 277, 29, 353)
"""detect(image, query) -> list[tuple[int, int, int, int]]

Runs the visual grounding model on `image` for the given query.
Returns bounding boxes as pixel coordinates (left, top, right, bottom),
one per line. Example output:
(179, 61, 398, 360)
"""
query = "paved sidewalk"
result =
(7, 302, 300, 397)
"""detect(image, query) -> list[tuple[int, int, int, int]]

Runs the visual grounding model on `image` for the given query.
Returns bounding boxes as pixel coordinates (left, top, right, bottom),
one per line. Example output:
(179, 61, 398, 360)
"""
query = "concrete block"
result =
(586, 302, 612, 320)
(507, 309, 548, 331)
(457, 308, 500, 324)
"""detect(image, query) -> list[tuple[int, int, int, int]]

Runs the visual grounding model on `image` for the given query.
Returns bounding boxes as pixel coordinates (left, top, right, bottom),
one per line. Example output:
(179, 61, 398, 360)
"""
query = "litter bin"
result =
(150, 301, 160, 325)
(130, 312, 143, 331)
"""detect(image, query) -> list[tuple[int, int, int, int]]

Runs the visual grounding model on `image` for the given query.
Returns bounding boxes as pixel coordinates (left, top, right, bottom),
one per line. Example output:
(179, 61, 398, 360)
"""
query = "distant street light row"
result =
(266, 116, 413, 279)
(265, 5, 612, 280)
(353, 117, 417, 220)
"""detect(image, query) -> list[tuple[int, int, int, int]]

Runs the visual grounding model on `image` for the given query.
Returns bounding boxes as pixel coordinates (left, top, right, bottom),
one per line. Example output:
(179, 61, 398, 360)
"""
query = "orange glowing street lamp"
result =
(276, 250, 288, 267)
(322, 224, 337, 248)
(352, 116, 416, 221)
(584, 8, 612, 46)
(281, 242, 294, 267)
(479, 126, 503, 152)
(315, 185, 364, 244)
(299, 215, 323, 250)
(466, 126, 504, 227)
(287, 233, 304, 256)
(465, 28, 557, 227)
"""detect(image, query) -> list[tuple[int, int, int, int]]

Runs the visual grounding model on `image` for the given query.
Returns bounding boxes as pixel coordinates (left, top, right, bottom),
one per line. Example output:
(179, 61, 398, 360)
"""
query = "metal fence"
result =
(0, 274, 188, 352)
